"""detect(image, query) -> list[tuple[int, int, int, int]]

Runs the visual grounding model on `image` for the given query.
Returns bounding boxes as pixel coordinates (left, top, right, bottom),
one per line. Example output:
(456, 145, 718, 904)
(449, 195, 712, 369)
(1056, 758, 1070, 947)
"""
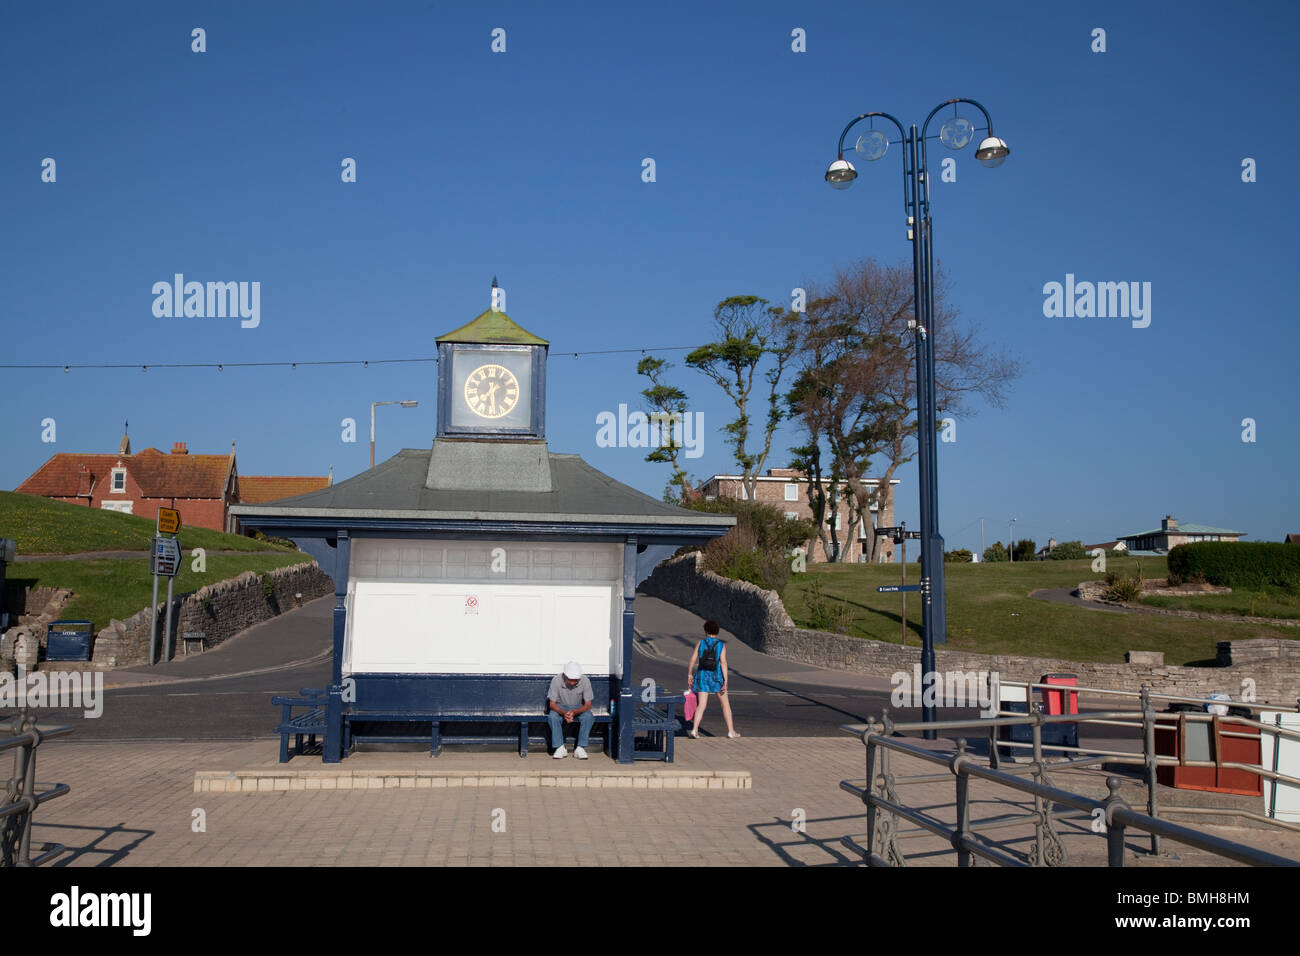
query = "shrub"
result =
(803, 578, 855, 633)
(1103, 572, 1142, 602)
(259, 573, 276, 601)
(945, 548, 973, 563)
(1046, 540, 1088, 560)
(1167, 542, 1300, 590)
(982, 542, 1008, 563)
(689, 497, 816, 592)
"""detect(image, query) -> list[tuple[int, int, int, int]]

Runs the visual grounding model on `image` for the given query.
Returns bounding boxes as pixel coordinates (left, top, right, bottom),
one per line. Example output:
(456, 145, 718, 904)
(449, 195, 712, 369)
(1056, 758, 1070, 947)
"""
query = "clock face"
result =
(448, 348, 533, 431)
(463, 363, 520, 419)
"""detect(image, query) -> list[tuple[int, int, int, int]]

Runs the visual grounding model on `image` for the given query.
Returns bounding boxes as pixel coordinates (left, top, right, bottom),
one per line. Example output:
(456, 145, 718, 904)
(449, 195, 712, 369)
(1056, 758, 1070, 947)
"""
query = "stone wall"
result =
(639, 552, 1300, 707)
(54, 562, 331, 669)
(87, 561, 333, 667)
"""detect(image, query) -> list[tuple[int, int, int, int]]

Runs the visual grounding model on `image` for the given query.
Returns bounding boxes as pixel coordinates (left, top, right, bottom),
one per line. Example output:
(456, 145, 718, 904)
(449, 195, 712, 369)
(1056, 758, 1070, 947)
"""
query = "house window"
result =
(784, 511, 799, 520)
(111, 468, 126, 493)
(784, 483, 799, 501)
(101, 500, 133, 514)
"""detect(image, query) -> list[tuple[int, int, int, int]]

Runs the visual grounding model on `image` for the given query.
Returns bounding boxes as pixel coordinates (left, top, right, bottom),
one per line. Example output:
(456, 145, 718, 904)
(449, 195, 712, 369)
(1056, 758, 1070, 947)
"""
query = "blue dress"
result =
(693, 638, 725, 693)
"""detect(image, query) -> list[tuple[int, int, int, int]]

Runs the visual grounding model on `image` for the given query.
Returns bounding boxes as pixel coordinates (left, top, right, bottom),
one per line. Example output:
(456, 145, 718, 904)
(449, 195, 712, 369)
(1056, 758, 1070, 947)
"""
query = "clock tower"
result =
(427, 283, 553, 492)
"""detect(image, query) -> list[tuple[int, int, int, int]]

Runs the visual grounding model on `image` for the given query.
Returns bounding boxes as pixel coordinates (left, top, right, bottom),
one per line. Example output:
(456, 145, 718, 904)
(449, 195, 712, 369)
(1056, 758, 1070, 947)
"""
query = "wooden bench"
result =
(339, 674, 619, 758)
(343, 709, 614, 757)
(273, 688, 329, 763)
(628, 694, 684, 762)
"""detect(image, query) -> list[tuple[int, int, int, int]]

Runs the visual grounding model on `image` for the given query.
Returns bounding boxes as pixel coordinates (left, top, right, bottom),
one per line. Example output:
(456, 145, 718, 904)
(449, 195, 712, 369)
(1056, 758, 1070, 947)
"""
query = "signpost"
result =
(149, 509, 183, 664)
(875, 522, 922, 645)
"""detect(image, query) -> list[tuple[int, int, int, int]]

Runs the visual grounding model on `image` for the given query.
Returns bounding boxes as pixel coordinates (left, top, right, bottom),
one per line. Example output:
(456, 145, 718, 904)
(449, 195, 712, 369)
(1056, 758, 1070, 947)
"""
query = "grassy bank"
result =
(0, 490, 296, 555)
(781, 556, 1296, 666)
(6, 553, 315, 627)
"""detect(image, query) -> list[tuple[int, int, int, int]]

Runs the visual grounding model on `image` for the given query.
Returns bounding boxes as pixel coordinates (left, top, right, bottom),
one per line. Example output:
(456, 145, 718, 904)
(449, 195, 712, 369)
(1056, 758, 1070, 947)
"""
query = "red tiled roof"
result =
(238, 475, 331, 503)
(16, 450, 233, 499)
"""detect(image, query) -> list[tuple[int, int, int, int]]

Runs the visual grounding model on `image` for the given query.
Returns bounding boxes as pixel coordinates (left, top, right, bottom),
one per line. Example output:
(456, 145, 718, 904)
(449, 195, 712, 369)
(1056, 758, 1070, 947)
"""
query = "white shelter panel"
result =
(344, 580, 618, 675)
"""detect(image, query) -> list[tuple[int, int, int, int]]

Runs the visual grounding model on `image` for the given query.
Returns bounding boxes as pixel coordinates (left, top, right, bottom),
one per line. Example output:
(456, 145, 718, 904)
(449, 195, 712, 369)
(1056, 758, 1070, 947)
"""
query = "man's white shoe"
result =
(574, 746, 588, 760)
(553, 746, 568, 759)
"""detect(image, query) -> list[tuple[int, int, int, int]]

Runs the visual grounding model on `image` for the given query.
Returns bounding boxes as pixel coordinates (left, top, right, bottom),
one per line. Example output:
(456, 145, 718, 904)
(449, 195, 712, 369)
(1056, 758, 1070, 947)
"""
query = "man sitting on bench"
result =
(548, 661, 594, 759)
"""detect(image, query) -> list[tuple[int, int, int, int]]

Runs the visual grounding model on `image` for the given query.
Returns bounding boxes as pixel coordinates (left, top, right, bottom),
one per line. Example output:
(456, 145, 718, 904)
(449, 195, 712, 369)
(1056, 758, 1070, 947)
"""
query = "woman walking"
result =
(686, 620, 740, 738)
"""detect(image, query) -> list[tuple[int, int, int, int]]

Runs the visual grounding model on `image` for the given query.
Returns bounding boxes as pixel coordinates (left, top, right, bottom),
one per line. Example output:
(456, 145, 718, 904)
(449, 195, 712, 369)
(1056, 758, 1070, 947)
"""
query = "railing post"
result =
(1104, 776, 1128, 867)
(1031, 705, 1045, 866)
(954, 738, 972, 866)
(1141, 684, 1160, 856)
(864, 731, 879, 865)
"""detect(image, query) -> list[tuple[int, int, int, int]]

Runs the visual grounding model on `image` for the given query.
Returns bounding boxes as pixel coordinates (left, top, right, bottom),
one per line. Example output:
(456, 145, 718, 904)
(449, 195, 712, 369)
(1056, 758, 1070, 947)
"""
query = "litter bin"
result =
(45, 620, 95, 662)
(996, 684, 1032, 760)
(1040, 673, 1079, 751)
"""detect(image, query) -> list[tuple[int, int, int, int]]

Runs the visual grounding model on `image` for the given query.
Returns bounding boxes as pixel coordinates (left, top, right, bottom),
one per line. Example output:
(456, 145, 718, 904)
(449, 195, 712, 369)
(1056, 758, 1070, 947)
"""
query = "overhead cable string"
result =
(0, 345, 701, 372)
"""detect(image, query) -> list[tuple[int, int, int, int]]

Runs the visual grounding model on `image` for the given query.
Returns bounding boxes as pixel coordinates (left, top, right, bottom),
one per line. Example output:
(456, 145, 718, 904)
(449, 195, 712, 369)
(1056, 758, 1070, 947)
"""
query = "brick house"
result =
(16, 434, 240, 532)
(233, 473, 333, 534)
(16, 433, 331, 535)
(698, 468, 899, 563)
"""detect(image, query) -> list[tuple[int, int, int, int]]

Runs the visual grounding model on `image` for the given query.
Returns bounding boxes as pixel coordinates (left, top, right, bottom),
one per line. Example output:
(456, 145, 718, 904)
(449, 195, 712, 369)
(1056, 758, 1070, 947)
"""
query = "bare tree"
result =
(791, 258, 1021, 561)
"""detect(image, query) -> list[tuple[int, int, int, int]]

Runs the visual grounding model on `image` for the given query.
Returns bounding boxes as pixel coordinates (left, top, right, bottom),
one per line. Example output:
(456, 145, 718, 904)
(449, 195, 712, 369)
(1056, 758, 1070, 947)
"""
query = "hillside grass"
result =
(0, 490, 295, 555)
(781, 556, 1297, 666)
(7, 553, 315, 628)
(1138, 586, 1300, 621)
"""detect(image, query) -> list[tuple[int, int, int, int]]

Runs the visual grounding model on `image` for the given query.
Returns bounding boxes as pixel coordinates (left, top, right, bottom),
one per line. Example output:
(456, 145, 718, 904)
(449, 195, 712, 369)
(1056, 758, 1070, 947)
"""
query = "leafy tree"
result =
(1046, 540, 1088, 560)
(945, 548, 973, 562)
(983, 541, 1009, 563)
(1013, 538, 1037, 562)
(637, 355, 693, 503)
(684, 296, 800, 502)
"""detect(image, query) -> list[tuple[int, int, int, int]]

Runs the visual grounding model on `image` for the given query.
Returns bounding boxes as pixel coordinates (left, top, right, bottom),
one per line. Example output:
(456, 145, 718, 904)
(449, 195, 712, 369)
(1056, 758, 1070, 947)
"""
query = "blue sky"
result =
(3, 0, 1298, 552)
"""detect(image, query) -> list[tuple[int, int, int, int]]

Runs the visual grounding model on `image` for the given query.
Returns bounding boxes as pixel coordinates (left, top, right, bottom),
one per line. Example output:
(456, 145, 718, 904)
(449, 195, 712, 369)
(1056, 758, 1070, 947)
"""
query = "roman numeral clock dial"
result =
(463, 364, 520, 419)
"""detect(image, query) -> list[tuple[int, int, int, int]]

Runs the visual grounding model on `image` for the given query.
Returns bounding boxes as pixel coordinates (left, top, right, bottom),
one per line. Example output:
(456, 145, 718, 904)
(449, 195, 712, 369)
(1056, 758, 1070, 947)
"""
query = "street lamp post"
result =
(1010, 516, 1017, 564)
(826, 100, 1008, 738)
(370, 400, 419, 468)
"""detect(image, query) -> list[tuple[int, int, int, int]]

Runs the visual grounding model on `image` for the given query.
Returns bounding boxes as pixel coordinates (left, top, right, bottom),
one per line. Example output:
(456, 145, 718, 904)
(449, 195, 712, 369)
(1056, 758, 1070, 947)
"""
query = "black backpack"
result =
(699, 638, 721, 672)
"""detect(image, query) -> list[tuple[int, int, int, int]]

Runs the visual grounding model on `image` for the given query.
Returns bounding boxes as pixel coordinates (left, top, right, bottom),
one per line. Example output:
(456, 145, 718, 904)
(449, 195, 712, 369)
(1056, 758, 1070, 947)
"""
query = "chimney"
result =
(77, 464, 92, 496)
(1049, 538, 1057, 551)
(1162, 515, 1177, 531)
(171, 442, 189, 455)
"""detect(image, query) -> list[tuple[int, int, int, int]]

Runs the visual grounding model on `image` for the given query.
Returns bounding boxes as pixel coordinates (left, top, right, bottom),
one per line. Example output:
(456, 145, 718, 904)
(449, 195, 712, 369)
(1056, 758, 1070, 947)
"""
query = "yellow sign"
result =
(158, 508, 181, 534)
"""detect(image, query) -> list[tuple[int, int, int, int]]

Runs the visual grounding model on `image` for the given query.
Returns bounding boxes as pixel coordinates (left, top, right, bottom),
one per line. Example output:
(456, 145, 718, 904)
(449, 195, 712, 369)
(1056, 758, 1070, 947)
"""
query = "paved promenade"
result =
(28, 734, 1300, 867)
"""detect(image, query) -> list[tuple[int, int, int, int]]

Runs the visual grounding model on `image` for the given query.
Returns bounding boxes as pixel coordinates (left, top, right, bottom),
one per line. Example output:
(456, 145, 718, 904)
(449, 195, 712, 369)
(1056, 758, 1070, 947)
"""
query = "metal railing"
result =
(839, 681, 1300, 867)
(2, 711, 73, 867)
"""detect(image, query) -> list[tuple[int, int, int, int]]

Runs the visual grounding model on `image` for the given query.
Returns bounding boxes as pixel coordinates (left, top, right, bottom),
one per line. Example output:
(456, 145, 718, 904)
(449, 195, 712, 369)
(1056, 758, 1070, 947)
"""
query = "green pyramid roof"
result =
(436, 308, 549, 346)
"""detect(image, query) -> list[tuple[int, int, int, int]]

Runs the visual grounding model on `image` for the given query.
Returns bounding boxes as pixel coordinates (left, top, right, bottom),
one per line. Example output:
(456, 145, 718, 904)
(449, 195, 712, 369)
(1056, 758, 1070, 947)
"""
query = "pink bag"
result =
(683, 691, 697, 723)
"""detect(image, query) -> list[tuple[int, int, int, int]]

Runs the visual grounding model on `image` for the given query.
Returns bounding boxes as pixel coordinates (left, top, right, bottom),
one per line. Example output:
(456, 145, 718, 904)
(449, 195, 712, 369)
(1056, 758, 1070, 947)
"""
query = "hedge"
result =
(1166, 542, 1300, 589)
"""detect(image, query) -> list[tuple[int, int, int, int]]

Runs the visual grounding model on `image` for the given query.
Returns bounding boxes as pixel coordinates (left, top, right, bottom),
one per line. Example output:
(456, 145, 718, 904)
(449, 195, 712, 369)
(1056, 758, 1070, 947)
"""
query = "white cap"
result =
(563, 661, 583, 680)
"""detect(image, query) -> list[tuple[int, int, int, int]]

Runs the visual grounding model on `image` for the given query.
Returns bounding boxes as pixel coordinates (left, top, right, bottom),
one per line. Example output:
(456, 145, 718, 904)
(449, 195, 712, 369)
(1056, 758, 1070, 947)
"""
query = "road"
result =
(4, 593, 1144, 752)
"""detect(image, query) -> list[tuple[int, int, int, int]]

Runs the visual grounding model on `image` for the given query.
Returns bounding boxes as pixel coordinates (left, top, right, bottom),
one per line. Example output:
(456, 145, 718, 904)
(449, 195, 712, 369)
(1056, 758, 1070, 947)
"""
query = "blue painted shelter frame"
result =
(244, 516, 711, 763)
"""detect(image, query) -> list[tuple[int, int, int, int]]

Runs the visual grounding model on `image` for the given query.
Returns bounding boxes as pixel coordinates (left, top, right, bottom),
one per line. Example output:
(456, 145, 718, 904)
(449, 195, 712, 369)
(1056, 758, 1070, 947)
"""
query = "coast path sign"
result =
(152, 537, 181, 577)
(158, 507, 181, 535)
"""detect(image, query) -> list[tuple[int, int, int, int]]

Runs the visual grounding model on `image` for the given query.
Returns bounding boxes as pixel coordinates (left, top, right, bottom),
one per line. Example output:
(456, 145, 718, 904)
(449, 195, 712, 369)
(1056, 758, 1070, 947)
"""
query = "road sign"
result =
(874, 526, 901, 536)
(877, 585, 922, 593)
(904, 531, 921, 539)
(152, 536, 181, 576)
(158, 507, 181, 534)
